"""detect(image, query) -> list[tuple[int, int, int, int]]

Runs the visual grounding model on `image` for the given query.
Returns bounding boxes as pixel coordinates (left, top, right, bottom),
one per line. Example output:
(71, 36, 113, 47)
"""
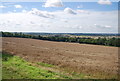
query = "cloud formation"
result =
(98, 0, 112, 5)
(64, 7, 76, 15)
(43, 0, 63, 7)
(14, 5, 22, 8)
(94, 24, 111, 28)
(0, 8, 117, 33)
(0, 5, 6, 8)
(77, 10, 89, 14)
(28, 8, 54, 18)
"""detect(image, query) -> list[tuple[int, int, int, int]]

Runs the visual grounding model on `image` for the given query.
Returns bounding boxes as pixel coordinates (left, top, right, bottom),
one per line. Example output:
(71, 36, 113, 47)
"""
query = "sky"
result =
(0, 0, 119, 33)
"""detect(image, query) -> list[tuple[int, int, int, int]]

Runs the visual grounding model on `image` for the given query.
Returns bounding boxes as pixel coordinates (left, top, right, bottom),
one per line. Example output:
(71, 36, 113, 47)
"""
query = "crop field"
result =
(2, 37, 119, 79)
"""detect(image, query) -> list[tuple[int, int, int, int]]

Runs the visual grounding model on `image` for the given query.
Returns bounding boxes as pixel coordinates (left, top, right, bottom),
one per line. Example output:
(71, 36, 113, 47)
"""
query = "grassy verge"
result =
(2, 52, 71, 79)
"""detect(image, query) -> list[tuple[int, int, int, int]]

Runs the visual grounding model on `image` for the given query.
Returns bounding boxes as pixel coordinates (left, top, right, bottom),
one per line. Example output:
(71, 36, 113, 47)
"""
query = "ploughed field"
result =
(2, 37, 119, 78)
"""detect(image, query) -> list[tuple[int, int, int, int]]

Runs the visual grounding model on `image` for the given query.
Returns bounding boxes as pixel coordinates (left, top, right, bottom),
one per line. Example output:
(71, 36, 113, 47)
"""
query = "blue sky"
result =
(1, 2, 118, 13)
(0, 0, 118, 33)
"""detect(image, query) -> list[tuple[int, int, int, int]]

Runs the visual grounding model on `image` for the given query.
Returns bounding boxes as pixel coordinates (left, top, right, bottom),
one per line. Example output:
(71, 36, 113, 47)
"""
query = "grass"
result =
(37, 62, 54, 68)
(2, 52, 71, 79)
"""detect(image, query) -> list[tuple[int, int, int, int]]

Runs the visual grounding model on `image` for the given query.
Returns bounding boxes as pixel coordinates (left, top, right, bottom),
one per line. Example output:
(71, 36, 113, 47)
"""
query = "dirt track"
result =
(2, 37, 119, 77)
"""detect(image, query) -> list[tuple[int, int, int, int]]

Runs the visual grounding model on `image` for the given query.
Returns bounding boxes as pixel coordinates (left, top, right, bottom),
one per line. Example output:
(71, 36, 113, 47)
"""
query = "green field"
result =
(2, 53, 72, 79)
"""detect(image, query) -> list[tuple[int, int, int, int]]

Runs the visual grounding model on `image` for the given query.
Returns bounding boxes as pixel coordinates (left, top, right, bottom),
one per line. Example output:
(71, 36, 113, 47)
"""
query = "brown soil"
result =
(2, 37, 119, 78)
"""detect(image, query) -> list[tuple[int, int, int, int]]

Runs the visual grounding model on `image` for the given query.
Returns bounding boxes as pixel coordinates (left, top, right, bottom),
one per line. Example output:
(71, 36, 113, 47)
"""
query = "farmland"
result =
(2, 37, 119, 79)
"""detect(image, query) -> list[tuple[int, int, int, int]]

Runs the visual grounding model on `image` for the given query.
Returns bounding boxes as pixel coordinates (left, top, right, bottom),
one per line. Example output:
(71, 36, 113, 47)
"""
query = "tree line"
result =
(1, 32, 120, 47)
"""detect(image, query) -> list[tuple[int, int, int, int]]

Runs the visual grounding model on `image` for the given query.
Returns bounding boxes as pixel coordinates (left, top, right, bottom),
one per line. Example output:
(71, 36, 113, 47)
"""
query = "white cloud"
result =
(94, 24, 112, 28)
(64, 7, 76, 15)
(0, 5, 6, 8)
(14, 5, 22, 8)
(43, 0, 63, 7)
(63, 8, 89, 15)
(0, 9, 117, 33)
(104, 25, 111, 28)
(76, 10, 90, 14)
(22, 10, 27, 13)
(72, 25, 82, 29)
(28, 8, 54, 18)
(61, 19, 68, 22)
(98, 0, 112, 5)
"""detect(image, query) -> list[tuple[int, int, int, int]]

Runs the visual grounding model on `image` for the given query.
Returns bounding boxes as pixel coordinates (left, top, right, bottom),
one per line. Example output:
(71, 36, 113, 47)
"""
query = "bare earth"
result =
(2, 37, 119, 78)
